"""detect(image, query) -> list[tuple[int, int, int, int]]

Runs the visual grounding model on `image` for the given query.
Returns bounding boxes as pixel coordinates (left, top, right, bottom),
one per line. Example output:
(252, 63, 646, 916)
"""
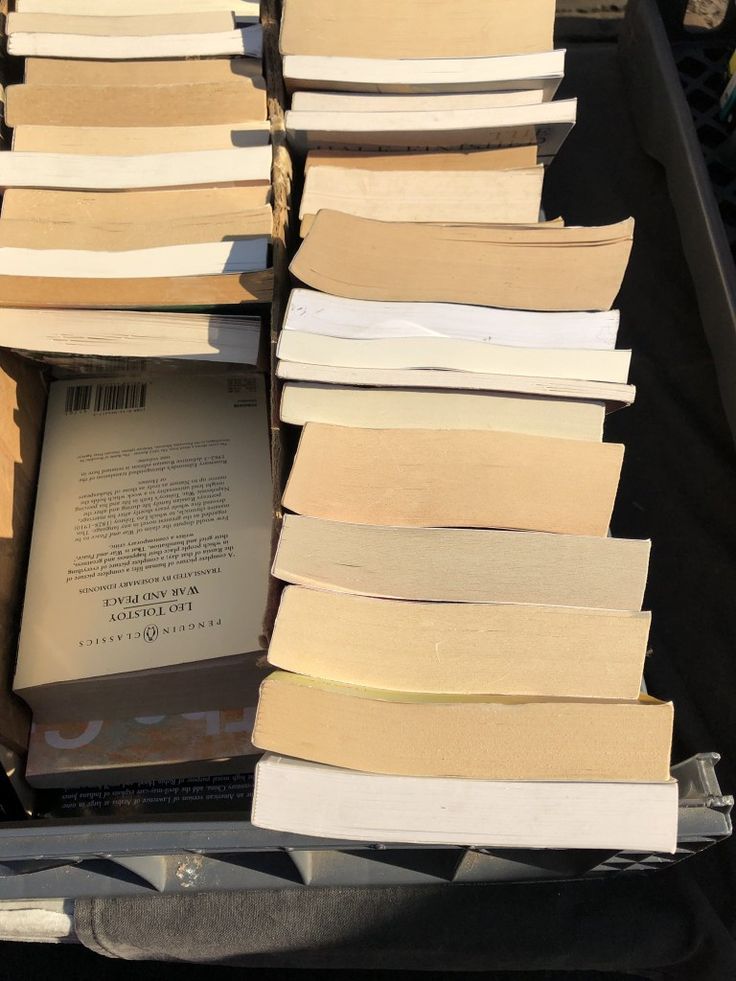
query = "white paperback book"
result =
(7, 25, 263, 60)
(252, 754, 679, 852)
(0, 309, 261, 364)
(277, 331, 631, 384)
(13, 372, 273, 723)
(285, 98, 577, 161)
(282, 50, 566, 98)
(290, 90, 545, 112)
(282, 290, 620, 350)
(0, 146, 272, 191)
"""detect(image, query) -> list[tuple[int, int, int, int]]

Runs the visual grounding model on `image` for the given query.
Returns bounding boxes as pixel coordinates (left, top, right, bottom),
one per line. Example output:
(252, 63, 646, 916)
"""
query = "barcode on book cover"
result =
(64, 383, 147, 415)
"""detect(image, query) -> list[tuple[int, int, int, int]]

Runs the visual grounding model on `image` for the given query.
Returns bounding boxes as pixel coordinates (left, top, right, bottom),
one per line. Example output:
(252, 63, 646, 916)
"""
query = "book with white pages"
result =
(0, 309, 261, 364)
(252, 755, 679, 853)
(290, 90, 546, 112)
(277, 332, 631, 384)
(299, 166, 544, 231)
(283, 290, 620, 349)
(0, 240, 269, 278)
(7, 26, 263, 60)
(277, 363, 636, 409)
(280, 384, 606, 441)
(15, 0, 260, 18)
(0, 146, 272, 191)
(282, 50, 566, 98)
(285, 98, 577, 161)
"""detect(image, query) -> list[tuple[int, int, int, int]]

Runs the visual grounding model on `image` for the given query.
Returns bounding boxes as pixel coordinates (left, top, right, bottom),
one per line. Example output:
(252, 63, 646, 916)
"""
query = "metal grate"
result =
(675, 42, 736, 261)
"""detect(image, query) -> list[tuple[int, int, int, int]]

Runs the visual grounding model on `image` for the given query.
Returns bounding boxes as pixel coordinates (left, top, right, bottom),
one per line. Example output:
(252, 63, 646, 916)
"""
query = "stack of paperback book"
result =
(0, 0, 273, 310)
(250, 0, 679, 852)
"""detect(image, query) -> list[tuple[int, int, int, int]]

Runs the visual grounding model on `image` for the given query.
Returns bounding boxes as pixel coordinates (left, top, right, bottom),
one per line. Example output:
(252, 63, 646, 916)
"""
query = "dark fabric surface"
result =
(71, 43, 736, 976)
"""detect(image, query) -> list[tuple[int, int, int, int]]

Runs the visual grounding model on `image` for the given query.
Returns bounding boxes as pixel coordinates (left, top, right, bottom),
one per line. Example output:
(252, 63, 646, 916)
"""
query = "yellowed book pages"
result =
(305, 146, 538, 172)
(13, 123, 270, 154)
(1, 186, 270, 222)
(0, 270, 273, 308)
(7, 11, 237, 36)
(280, 0, 555, 58)
(253, 672, 674, 782)
(6, 80, 266, 128)
(270, 587, 651, 699)
(291, 211, 634, 312)
(279, 384, 605, 441)
(25, 56, 262, 86)
(274, 515, 651, 610)
(291, 90, 545, 113)
(299, 166, 544, 231)
(284, 424, 623, 536)
(0, 209, 272, 250)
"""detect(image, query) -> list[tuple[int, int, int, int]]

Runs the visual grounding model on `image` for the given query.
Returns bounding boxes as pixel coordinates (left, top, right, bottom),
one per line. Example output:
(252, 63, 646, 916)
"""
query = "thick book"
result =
(0, 146, 272, 191)
(283, 50, 565, 98)
(276, 363, 636, 410)
(280, 385, 606, 441)
(277, 332, 631, 384)
(290, 212, 634, 312)
(299, 165, 544, 231)
(283, 424, 624, 536)
(13, 373, 273, 723)
(273, 515, 652, 611)
(252, 754, 679, 852)
(0, 309, 262, 365)
(252, 672, 674, 782)
(269, 586, 651, 699)
(283, 289, 620, 349)
(26, 706, 260, 788)
(280, 0, 555, 59)
(285, 99, 576, 160)
(5, 78, 267, 128)
(305, 146, 539, 172)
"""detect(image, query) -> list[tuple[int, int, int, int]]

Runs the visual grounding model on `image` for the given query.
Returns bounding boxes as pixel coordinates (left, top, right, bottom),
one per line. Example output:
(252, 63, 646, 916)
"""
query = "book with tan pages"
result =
(8, 11, 243, 36)
(269, 586, 651, 699)
(298, 166, 545, 231)
(283, 50, 566, 99)
(290, 211, 633, 312)
(23, 56, 263, 86)
(280, 0, 556, 59)
(252, 672, 674, 782)
(16, 0, 260, 17)
(273, 516, 651, 611)
(279, 385, 606, 441)
(305, 146, 539, 172)
(252, 754, 679, 851)
(283, 424, 624, 535)
(13, 373, 273, 723)
(5, 79, 267, 128)
(1, 186, 271, 222)
(291, 90, 546, 112)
